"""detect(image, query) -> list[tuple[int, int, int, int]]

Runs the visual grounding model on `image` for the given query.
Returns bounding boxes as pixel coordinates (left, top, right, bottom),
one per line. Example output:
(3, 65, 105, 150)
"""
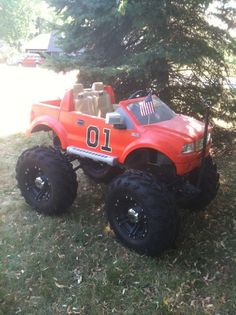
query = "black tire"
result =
(106, 171, 178, 256)
(80, 159, 123, 183)
(179, 155, 219, 210)
(16, 146, 78, 215)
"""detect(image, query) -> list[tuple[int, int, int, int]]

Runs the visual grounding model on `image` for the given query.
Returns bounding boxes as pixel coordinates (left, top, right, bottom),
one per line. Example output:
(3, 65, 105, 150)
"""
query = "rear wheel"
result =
(179, 155, 219, 210)
(16, 146, 78, 215)
(106, 171, 178, 256)
(80, 159, 122, 183)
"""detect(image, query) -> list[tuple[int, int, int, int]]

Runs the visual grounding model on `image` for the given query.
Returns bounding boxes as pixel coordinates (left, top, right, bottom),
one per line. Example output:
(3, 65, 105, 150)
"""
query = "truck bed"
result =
(40, 99, 61, 107)
(31, 99, 62, 121)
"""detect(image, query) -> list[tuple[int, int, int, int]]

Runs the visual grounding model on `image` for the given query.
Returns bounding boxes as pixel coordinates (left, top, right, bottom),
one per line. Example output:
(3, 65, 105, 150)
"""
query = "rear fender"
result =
(28, 116, 68, 149)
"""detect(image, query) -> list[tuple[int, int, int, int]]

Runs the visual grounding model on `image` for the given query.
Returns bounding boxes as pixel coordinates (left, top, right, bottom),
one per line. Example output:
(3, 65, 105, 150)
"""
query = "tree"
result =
(210, 0, 236, 31)
(0, 0, 58, 48)
(47, 0, 235, 121)
(0, 0, 32, 46)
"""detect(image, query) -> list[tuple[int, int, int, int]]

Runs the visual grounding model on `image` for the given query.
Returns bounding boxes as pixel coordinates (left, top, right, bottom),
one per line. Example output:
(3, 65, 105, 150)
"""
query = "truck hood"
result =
(142, 114, 206, 141)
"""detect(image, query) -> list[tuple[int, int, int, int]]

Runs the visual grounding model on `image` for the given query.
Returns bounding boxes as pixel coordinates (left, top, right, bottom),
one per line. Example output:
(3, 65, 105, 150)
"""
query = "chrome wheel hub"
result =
(128, 208, 140, 223)
(35, 177, 45, 190)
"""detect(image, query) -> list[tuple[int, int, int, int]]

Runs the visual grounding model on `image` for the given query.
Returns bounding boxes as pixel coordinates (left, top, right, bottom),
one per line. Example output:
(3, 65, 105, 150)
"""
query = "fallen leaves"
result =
(55, 281, 68, 289)
(73, 269, 83, 285)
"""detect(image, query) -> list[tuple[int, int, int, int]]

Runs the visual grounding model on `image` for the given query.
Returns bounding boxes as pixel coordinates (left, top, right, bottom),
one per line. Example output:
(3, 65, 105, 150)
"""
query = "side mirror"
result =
(105, 112, 126, 129)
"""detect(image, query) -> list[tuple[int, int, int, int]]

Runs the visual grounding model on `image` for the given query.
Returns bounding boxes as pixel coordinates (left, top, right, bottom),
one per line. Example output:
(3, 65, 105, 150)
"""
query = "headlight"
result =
(182, 143, 194, 154)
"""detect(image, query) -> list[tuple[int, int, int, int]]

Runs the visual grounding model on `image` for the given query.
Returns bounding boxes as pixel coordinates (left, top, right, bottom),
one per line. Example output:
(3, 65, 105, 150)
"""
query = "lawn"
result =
(0, 130, 235, 315)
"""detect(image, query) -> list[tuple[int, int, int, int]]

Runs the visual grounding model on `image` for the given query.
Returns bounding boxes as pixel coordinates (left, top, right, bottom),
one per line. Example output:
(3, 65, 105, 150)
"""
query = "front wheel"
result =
(16, 146, 78, 215)
(106, 171, 178, 256)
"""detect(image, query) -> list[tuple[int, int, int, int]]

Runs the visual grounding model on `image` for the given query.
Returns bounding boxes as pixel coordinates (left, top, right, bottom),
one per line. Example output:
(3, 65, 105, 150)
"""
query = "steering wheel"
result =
(128, 90, 148, 99)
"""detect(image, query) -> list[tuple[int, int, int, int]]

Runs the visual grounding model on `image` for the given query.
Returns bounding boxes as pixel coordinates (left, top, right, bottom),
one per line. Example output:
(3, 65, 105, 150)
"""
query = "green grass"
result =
(0, 131, 236, 315)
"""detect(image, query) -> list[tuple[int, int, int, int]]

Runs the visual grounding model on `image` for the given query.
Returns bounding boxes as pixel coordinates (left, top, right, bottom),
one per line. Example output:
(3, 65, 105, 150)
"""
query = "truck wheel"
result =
(16, 146, 78, 215)
(179, 156, 219, 210)
(80, 159, 122, 183)
(106, 171, 178, 256)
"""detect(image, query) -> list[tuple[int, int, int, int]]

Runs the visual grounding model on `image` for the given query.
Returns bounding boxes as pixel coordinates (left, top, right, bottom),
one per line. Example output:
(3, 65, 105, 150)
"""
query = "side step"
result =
(67, 146, 118, 166)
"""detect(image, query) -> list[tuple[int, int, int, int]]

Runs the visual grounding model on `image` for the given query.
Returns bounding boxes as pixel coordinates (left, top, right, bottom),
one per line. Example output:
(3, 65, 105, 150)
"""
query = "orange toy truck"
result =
(16, 82, 219, 256)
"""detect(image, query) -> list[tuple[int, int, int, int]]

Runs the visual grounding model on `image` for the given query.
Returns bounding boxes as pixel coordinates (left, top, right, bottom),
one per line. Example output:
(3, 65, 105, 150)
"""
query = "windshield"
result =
(127, 97, 175, 125)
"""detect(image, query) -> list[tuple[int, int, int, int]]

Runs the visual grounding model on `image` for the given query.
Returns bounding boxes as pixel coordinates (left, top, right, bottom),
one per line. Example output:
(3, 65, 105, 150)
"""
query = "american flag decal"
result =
(140, 92, 155, 116)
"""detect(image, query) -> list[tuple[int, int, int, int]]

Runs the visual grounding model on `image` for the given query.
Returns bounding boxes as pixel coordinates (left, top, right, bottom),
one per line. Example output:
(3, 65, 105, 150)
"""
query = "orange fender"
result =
(28, 115, 68, 149)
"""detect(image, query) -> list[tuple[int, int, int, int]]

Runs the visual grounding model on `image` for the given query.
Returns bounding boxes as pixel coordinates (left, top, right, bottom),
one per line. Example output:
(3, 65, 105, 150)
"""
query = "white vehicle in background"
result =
(0, 40, 12, 63)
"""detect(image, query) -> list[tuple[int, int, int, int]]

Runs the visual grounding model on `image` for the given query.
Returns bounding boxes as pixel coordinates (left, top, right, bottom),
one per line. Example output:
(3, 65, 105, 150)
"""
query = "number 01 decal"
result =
(86, 126, 112, 152)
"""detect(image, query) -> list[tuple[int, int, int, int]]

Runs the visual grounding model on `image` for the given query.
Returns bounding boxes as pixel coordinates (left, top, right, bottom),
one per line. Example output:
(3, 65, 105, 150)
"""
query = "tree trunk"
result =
(156, 58, 170, 103)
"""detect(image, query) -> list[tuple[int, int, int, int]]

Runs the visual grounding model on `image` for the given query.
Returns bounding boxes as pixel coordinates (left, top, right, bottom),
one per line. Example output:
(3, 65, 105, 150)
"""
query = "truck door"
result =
(59, 110, 88, 148)
(60, 109, 135, 161)
(78, 115, 135, 161)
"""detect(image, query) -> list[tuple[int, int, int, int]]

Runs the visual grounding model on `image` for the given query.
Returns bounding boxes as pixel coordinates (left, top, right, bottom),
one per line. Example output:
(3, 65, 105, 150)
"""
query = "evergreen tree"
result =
(47, 0, 235, 120)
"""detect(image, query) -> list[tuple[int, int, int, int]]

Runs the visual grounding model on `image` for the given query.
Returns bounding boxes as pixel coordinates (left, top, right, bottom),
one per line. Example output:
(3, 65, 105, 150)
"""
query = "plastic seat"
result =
(92, 82, 114, 117)
(73, 83, 84, 99)
(74, 82, 114, 117)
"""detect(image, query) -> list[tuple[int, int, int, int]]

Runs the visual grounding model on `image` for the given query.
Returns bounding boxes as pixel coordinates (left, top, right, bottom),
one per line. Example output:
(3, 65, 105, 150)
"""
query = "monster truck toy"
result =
(16, 82, 219, 256)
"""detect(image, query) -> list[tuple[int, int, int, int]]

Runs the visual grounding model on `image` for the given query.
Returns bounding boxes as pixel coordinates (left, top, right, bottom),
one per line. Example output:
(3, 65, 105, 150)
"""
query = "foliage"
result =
(46, 0, 235, 121)
(0, 0, 58, 48)
(0, 40, 13, 63)
(225, 39, 236, 76)
(210, 0, 236, 31)
(45, 55, 81, 73)
(33, 1, 63, 36)
(0, 0, 32, 47)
